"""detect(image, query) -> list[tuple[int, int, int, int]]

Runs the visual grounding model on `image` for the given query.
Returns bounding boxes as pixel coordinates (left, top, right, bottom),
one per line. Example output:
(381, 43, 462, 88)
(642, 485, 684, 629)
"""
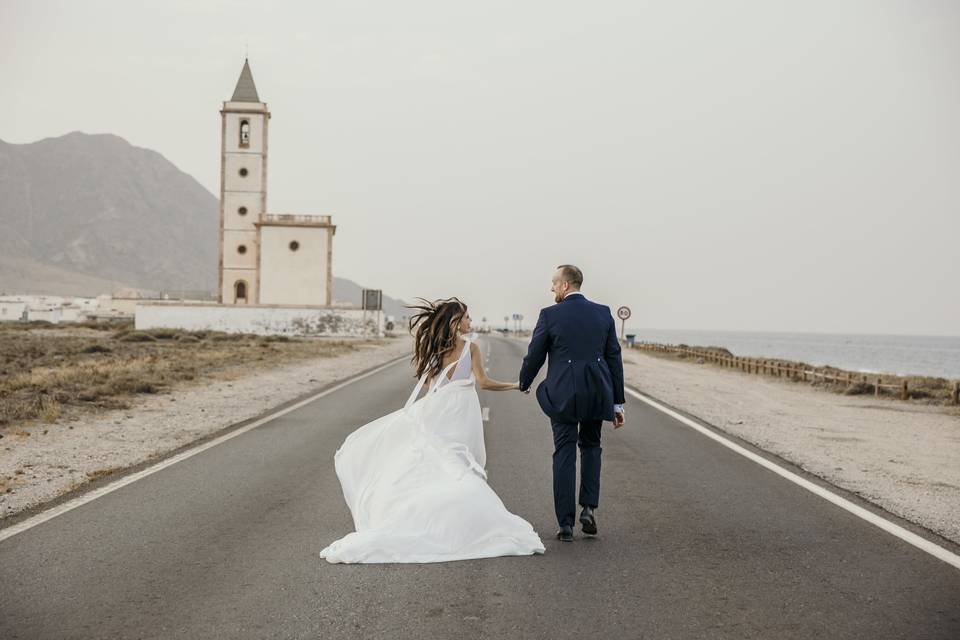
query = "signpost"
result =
(616, 305, 632, 341)
(362, 289, 383, 337)
(511, 313, 524, 334)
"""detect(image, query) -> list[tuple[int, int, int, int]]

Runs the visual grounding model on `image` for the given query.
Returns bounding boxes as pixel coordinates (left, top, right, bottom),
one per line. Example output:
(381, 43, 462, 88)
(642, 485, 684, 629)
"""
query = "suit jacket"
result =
(518, 294, 625, 423)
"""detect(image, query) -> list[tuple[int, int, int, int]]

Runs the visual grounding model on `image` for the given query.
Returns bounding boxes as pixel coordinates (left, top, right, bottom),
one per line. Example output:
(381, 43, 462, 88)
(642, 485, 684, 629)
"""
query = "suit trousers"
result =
(550, 417, 602, 528)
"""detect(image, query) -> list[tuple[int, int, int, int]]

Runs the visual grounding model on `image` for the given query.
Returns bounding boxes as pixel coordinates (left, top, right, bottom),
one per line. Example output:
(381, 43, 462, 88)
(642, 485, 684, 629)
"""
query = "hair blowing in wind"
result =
(407, 297, 467, 380)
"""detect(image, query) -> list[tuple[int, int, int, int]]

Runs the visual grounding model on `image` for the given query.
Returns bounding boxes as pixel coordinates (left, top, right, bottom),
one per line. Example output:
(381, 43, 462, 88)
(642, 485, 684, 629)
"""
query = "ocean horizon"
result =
(624, 329, 960, 380)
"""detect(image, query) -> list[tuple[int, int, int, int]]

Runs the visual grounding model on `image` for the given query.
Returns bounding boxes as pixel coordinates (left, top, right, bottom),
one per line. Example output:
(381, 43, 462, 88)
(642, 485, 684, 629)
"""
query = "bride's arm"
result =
(470, 343, 520, 391)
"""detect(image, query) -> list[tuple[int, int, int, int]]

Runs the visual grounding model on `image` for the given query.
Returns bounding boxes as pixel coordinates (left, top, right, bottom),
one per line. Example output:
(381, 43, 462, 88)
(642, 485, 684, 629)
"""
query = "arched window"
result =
(234, 280, 248, 303)
(239, 120, 250, 147)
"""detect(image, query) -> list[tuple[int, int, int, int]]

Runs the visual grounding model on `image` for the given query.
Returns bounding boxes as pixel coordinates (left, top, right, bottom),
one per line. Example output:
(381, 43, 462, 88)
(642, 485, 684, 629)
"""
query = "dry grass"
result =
(0, 322, 360, 429)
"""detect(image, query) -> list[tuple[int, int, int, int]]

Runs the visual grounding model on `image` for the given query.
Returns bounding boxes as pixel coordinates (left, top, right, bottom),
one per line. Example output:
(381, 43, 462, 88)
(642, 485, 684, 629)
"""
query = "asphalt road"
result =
(2, 336, 959, 639)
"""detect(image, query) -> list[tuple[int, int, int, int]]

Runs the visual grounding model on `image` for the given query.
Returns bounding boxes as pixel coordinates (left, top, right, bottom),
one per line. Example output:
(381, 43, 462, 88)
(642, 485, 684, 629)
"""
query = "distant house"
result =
(0, 294, 142, 324)
(26, 305, 62, 323)
(0, 299, 28, 322)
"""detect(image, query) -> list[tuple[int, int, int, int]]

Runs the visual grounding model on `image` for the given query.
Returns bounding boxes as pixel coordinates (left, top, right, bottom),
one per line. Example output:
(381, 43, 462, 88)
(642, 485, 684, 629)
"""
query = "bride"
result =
(320, 297, 546, 563)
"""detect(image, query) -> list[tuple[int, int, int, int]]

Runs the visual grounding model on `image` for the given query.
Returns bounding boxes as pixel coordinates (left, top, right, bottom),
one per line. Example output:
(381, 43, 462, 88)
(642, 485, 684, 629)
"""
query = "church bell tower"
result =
(218, 58, 270, 304)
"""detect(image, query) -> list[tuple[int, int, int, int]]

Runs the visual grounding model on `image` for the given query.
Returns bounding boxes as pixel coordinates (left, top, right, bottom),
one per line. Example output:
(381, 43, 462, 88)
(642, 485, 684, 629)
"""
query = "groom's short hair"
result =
(556, 264, 583, 288)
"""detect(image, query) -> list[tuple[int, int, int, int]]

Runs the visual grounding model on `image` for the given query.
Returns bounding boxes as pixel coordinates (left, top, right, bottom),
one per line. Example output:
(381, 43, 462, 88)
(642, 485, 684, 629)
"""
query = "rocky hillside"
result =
(0, 132, 219, 293)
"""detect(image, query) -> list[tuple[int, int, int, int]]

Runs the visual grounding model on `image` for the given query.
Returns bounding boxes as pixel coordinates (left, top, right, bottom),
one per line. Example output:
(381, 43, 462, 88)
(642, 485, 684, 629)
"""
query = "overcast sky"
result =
(3, 1, 957, 335)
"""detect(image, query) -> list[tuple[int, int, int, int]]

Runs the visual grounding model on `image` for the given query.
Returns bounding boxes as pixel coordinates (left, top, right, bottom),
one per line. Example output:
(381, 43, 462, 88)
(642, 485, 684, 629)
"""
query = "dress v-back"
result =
(437, 341, 473, 386)
(320, 336, 545, 563)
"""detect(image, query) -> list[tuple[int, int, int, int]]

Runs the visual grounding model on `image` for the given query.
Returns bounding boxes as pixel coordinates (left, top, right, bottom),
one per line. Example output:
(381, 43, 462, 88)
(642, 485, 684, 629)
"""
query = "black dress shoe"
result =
(579, 506, 598, 536)
(556, 525, 574, 542)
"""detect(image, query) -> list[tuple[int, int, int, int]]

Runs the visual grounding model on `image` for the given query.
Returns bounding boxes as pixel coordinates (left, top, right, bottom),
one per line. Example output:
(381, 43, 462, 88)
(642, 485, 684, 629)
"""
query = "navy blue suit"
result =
(518, 293, 625, 528)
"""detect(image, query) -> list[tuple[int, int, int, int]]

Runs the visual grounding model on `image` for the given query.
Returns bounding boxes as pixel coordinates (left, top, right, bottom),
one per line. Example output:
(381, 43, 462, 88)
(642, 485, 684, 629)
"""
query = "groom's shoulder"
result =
(540, 302, 564, 317)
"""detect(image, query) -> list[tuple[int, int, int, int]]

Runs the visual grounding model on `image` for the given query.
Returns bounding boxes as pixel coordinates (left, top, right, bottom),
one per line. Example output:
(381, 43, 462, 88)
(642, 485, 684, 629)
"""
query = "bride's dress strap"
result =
(404, 371, 430, 409)
(404, 336, 473, 408)
(429, 336, 472, 393)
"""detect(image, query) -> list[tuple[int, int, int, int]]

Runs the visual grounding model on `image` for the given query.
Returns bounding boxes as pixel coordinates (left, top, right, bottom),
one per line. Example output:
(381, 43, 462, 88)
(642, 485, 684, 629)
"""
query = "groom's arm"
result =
(518, 309, 550, 392)
(603, 311, 626, 407)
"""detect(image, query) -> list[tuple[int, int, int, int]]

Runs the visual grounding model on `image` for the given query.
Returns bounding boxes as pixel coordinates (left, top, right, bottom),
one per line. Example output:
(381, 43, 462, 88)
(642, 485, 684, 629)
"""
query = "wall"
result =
(135, 302, 383, 337)
(258, 225, 330, 306)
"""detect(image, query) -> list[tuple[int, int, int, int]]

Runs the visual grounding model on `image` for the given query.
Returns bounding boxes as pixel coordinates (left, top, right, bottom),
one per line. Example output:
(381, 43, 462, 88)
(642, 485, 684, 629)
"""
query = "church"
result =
(218, 59, 335, 306)
(135, 60, 379, 337)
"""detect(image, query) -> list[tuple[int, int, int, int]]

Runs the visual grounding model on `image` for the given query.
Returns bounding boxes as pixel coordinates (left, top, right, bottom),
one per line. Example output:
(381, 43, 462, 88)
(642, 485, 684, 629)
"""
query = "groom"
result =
(518, 265, 626, 542)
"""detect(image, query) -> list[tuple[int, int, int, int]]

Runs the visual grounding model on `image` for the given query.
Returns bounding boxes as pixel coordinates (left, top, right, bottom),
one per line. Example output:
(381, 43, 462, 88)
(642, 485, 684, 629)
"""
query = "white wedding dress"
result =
(320, 336, 546, 563)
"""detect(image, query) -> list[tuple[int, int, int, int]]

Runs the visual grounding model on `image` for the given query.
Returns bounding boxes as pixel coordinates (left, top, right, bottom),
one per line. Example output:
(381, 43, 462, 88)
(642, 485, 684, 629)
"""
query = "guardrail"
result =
(629, 341, 960, 405)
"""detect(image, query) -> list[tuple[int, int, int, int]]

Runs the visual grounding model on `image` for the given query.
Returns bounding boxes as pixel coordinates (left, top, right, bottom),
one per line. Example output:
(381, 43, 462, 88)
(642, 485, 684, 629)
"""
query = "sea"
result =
(624, 329, 960, 380)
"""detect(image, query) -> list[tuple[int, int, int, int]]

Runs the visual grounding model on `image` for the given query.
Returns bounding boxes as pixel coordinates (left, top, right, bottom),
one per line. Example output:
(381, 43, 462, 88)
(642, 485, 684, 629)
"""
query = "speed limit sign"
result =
(616, 306, 631, 340)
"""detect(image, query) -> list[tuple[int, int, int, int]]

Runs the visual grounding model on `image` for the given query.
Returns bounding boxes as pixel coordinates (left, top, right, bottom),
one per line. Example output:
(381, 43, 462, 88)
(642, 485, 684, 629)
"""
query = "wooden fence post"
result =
(952, 381, 959, 405)
(901, 380, 908, 401)
(875, 377, 881, 397)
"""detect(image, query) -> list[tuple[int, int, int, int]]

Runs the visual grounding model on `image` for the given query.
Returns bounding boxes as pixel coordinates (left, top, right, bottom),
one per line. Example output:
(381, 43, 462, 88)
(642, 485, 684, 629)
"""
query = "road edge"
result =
(0, 351, 412, 542)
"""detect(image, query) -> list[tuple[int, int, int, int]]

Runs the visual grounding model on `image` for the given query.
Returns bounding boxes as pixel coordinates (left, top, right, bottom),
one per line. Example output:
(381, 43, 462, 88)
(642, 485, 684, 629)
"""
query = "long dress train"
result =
(320, 336, 545, 563)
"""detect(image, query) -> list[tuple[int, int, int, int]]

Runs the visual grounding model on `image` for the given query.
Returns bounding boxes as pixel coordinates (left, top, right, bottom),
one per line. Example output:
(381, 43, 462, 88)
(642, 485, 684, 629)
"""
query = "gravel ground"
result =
(0, 337, 413, 520)
(622, 349, 960, 544)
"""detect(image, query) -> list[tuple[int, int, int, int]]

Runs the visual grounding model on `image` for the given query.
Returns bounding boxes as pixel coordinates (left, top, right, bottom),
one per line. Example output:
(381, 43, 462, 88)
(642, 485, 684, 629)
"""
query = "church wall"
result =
(258, 226, 330, 306)
(223, 154, 264, 193)
(222, 230, 258, 270)
(135, 302, 383, 337)
(222, 192, 263, 229)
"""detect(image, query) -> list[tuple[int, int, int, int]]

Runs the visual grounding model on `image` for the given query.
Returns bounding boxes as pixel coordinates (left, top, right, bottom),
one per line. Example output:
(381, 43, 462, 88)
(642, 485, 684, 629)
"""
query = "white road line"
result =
(481, 407, 490, 422)
(626, 386, 960, 571)
(0, 354, 411, 544)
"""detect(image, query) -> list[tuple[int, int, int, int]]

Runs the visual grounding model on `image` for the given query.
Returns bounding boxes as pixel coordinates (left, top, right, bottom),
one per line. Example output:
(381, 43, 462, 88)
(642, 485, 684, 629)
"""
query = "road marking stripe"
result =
(626, 386, 960, 572)
(0, 354, 411, 544)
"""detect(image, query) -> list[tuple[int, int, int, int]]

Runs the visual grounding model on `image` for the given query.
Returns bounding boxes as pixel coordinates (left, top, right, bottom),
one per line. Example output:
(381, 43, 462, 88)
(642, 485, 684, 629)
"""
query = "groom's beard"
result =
(554, 291, 564, 304)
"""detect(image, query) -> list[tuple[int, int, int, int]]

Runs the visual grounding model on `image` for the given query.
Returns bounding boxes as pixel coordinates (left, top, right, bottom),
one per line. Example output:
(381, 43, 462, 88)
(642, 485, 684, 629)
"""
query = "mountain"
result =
(0, 132, 218, 292)
(0, 132, 408, 312)
(0, 254, 138, 297)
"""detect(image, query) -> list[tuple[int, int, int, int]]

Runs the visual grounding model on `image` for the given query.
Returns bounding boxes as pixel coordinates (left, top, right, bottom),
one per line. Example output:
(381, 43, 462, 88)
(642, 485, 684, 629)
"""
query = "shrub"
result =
(119, 332, 157, 342)
(82, 344, 112, 354)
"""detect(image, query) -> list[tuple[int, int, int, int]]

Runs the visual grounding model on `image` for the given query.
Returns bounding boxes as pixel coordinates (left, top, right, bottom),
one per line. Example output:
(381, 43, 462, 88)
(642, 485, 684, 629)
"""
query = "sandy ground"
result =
(623, 350, 960, 544)
(0, 337, 412, 520)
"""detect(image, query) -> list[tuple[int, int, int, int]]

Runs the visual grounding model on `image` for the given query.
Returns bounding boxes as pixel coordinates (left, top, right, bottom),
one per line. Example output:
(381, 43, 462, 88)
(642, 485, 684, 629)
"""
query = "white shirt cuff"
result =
(614, 404, 624, 414)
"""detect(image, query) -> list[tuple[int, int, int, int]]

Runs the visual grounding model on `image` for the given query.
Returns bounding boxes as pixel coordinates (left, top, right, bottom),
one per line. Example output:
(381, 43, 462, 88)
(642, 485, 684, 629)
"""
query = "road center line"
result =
(0, 353, 411, 544)
(625, 386, 960, 571)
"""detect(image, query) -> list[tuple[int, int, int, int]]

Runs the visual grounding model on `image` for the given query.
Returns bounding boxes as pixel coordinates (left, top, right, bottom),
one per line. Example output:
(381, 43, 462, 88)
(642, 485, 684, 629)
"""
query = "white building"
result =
(219, 59, 336, 306)
(0, 299, 28, 322)
(136, 59, 379, 337)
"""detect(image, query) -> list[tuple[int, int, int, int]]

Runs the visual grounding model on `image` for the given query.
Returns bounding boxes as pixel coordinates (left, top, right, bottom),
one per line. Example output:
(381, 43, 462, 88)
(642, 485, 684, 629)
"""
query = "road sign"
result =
(362, 289, 382, 311)
(616, 306, 631, 341)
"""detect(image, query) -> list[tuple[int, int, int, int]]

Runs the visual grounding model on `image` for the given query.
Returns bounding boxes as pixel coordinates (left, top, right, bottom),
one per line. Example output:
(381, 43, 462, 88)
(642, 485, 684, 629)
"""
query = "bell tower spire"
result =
(231, 58, 260, 102)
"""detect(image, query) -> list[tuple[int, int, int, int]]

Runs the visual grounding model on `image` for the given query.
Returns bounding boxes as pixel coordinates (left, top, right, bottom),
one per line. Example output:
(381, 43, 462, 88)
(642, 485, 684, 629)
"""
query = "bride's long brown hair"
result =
(407, 297, 468, 380)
